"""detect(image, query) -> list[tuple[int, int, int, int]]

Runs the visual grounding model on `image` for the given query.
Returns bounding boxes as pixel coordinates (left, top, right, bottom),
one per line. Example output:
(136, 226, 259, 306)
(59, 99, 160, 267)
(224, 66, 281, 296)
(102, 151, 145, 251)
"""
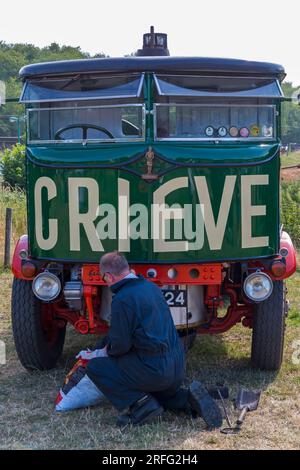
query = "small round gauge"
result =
(229, 126, 239, 137)
(205, 126, 214, 137)
(218, 126, 227, 137)
(250, 125, 260, 137)
(239, 127, 250, 138)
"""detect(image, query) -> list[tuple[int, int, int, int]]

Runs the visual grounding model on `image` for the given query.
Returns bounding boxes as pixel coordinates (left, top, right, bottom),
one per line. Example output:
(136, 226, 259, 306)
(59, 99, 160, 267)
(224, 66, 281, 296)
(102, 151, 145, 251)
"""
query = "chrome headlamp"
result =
(32, 272, 61, 301)
(243, 272, 273, 302)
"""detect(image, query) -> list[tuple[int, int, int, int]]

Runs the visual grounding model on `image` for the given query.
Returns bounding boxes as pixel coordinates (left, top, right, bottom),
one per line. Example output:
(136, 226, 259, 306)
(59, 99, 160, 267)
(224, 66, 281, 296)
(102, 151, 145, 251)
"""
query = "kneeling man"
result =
(85, 252, 222, 428)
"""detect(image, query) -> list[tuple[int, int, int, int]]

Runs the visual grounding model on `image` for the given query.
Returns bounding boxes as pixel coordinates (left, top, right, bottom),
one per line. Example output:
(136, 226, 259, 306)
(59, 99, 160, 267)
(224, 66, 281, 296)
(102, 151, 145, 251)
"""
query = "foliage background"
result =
(0, 41, 107, 137)
(0, 41, 300, 143)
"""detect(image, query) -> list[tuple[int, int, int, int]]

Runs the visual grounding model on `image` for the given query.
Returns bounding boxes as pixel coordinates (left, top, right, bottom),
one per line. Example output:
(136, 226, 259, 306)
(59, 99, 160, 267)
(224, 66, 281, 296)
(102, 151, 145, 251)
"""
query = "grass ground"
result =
(0, 185, 26, 269)
(280, 149, 300, 168)
(0, 268, 299, 450)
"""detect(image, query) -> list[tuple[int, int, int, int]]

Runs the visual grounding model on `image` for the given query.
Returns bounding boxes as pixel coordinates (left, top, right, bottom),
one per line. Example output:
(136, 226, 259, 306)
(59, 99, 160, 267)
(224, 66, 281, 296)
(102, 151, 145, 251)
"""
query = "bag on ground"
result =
(55, 357, 105, 412)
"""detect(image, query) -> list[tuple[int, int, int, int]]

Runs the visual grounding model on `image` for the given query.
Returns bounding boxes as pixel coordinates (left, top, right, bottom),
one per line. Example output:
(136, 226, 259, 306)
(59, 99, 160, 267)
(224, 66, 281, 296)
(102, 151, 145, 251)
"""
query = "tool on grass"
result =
(217, 386, 232, 429)
(220, 388, 261, 435)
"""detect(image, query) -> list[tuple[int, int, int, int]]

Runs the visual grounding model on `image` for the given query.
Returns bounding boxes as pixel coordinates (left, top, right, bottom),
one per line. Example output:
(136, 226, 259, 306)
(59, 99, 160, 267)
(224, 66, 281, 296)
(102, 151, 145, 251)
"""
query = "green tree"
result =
(281, 82, 300, 144)
(0, 78, 25, 138)
(0, 144, 26, 188)
(0, 41, 109, 139)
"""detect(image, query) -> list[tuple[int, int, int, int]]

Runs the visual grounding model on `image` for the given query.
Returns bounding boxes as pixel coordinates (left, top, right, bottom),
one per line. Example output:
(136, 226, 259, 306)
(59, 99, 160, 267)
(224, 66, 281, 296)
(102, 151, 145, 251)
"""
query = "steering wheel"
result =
(54, 124, 114, 140)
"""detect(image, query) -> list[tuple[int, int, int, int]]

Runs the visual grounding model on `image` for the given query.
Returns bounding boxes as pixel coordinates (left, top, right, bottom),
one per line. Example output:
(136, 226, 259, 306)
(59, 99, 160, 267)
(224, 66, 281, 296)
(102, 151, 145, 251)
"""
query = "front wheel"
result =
(251, 280, 286, 371)
(11, 278, 66, 370)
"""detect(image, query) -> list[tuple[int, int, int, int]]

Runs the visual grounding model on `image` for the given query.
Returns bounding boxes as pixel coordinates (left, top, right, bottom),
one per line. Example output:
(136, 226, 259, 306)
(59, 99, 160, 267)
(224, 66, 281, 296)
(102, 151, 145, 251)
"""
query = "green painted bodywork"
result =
(25, 70, 282, 264)
(26, 141, 280, 263)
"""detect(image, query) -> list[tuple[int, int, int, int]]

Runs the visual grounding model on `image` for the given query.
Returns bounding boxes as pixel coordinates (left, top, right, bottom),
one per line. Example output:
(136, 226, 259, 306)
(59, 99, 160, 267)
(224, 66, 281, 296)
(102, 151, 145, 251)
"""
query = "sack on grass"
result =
(55, 358, 105, 412)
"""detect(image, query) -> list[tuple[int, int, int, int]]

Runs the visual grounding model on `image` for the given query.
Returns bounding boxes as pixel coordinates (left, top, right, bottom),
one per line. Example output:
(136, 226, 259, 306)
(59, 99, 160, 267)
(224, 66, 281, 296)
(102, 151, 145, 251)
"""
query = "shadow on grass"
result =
(4, 326, 280, 399)
(2, 318, 280, 397)
(185, 334, 279, 398)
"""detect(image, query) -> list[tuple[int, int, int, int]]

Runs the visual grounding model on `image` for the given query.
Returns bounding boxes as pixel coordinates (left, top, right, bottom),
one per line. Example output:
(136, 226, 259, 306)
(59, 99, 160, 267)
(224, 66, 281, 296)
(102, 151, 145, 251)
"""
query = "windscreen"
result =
(20, 74, 144, 103)
(155, 104, 275, 140)
(28, 104, 145, 142)
(154, 74, 284, 98)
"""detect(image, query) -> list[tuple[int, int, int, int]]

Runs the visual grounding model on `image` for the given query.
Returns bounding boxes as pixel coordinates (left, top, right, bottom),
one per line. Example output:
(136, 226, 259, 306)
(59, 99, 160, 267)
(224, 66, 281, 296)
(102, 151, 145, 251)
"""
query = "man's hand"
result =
(76, 346, 108, 360)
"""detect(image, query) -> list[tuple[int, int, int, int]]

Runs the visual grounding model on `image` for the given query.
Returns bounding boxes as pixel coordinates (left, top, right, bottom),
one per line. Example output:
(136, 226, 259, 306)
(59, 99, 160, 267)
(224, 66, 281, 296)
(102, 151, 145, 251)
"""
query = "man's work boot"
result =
(116, 395, 164, 427)
(188, 381, 223, 429)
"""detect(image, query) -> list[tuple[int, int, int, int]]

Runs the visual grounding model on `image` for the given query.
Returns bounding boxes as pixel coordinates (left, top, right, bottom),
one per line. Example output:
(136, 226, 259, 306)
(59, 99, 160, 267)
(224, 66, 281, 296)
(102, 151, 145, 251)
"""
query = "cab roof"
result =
(19, 56, 286, 81)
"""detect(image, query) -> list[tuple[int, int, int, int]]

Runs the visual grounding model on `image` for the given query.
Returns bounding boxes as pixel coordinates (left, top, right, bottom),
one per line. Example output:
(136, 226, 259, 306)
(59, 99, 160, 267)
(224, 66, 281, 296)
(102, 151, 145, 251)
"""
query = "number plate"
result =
(163, 289, 187, 307)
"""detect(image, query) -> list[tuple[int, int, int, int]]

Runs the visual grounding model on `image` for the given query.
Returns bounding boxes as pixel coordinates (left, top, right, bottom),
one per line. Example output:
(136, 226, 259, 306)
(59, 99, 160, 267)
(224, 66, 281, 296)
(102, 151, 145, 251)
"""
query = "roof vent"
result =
(136, 26, 170, 57)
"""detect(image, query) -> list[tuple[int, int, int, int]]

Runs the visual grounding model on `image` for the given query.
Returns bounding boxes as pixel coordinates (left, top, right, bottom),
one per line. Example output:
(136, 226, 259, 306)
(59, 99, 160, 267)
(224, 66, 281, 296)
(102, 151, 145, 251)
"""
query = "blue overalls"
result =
(86, 275, 186, 412)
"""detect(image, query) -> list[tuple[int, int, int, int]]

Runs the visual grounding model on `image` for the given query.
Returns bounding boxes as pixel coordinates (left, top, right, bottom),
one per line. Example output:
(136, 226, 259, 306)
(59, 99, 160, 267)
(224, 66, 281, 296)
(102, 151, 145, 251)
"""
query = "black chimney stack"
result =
(136, 26, 170, 56)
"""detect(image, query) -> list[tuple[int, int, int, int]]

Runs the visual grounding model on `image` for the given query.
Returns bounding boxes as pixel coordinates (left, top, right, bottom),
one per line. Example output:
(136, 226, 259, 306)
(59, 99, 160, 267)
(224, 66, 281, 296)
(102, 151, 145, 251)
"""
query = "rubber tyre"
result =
(251, 280, 285, 371)
(11, 278, 66, 370)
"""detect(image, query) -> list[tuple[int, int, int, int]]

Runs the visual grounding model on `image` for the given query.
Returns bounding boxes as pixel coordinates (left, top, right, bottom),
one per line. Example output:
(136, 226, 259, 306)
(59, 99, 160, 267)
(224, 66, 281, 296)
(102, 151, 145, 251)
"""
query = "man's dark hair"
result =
(99, 251, 129, 276)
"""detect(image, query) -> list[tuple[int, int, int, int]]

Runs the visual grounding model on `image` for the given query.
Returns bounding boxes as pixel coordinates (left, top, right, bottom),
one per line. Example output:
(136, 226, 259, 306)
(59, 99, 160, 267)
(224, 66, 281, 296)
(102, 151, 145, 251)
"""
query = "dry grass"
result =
(0, 185, 27, 268)
(0, 269, 299, 450)
(281, 168, 300, 182)
(280, 149, 300, 168)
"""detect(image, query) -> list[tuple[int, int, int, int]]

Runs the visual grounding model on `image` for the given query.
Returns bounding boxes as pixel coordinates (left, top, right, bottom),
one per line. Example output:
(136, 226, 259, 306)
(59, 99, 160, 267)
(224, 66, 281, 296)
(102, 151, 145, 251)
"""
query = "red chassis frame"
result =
(11, 232, 297, 336)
